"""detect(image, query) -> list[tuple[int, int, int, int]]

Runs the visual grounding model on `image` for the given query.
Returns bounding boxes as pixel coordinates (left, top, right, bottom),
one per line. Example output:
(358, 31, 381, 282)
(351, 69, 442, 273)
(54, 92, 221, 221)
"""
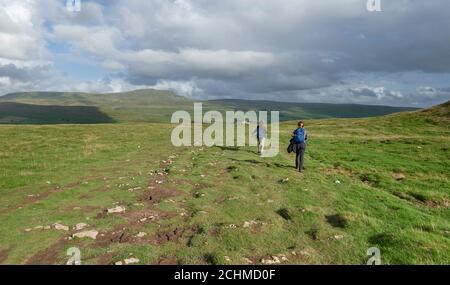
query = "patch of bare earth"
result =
(25, 239, 66, 265)
(0, 247, 12, 264)
(156, 256, 178, 265)
(94, 153, 194, 250)
(151, 225, 200, 245)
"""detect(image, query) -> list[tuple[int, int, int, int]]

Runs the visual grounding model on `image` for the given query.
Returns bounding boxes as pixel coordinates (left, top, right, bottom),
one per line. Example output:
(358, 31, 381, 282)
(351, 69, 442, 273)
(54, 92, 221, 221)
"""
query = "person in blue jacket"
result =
(292, 121, 308, 172)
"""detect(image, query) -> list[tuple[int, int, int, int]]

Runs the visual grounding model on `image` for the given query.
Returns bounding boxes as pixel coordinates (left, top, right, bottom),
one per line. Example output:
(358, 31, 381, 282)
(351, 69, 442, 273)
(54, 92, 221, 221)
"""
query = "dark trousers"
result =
(295, 143, 306, 171)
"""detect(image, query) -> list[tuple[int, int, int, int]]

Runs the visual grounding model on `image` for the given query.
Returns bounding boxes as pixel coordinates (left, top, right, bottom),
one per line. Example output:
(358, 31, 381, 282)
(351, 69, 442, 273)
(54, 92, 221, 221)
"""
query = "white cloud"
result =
(120, 48, 275, 79)
(52, 25, 122, 55)
(151, 79, 203, 98)
(0, 0, 46, 60)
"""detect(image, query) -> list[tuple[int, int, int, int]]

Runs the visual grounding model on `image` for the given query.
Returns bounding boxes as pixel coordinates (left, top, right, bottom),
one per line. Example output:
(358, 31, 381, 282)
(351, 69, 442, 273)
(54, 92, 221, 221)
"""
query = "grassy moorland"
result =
(0, 102, 448, 264)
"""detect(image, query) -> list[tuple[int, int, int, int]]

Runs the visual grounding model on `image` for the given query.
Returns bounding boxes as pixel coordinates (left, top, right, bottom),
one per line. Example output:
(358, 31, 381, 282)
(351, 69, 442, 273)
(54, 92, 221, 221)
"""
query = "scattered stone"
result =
(115, 261, 123, 265)
(224, 256, 231, 262)
(299, 249, 310, 256)
(73, 230, 99, 240)
(73, 207, 81, 210)
(261, 256, 281, 265)
(394, 173, 406, 181)
(24, 228, 32, 232)
(74, 223, 88, 231)
(53, 223, 69, 231)
(279, 178, 289, 184)
(227, 224, 237, 229)
(107, 205, 126, 214)
(136, 232, 147, 238)
(243, 220, 258, 228)
(128, 187, 142, 192)
(44, 225, 51, 230)
(334, 234, 344, 240)
(242, 257, 253, 264)
(124, 257, 140, 265)
(335, 180, 341, 184)
(34, 226, 44, 230)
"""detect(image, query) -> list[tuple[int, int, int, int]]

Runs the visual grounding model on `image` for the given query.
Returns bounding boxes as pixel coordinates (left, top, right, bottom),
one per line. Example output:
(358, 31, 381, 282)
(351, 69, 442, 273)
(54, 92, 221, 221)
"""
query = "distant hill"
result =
(206, 99, 419, 121)
(0, 89, 420, 124)
(0, 89, 193, 123)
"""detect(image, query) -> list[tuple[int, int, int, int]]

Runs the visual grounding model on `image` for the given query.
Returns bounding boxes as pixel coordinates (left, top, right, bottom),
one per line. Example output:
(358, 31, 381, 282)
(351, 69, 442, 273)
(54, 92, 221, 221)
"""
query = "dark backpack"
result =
(287, 138, 295, 153)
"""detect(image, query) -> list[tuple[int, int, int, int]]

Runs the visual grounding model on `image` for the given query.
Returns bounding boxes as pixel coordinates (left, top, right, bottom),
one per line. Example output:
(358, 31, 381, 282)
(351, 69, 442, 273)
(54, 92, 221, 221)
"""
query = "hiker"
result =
(256, 121, 267, 155)
(292, 121, 307, 172)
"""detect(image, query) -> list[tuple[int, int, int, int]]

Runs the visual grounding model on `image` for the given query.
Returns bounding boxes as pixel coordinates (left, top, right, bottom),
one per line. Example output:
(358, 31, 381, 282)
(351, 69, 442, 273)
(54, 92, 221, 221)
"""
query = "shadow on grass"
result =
(325, 214, 348, 228)
(0, 102, 116, 124)
(276, 208, 292, 221)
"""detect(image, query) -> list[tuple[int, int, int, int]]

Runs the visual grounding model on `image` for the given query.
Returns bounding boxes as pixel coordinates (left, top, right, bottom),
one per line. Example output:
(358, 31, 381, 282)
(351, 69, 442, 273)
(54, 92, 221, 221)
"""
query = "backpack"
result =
(293, 128, 306, 143)
(287, 138, 295, 153)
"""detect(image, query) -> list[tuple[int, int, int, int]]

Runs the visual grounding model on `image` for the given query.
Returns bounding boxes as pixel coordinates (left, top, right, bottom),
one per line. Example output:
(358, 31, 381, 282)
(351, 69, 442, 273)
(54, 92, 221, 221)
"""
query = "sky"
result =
(0, 0, 450, 107)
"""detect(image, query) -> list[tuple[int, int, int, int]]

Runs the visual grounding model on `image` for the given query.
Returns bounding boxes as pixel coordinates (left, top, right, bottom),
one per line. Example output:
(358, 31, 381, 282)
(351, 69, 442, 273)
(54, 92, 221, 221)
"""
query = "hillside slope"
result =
(207, 99, 419, 121)
(0, 90, 193, 123)
(0, 89, 419, 124)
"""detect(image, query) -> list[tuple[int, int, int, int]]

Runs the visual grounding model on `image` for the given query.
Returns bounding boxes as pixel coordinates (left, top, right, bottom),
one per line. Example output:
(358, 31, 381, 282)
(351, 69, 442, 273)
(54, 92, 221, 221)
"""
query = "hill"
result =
(0, 89, 419, 124)
(0, 89, 193, 123)
(206, 99, 419, 121)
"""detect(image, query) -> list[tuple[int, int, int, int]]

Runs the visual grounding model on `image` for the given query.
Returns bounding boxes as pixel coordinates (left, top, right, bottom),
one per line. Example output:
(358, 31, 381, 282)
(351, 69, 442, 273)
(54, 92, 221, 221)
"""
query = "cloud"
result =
(0, 0, 46, 61)
(52, 25, 122, 55)
(417, 86, 437, 97)
(120, 48, 275, 81)
(151, 79, 203, 98)
(1, 0, 450, 107)
(349, 86, 403, 100)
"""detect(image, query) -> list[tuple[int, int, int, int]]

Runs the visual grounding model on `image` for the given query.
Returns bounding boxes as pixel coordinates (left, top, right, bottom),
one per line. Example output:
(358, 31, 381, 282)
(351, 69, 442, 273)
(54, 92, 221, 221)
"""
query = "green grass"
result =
(0, 104, 448, 264)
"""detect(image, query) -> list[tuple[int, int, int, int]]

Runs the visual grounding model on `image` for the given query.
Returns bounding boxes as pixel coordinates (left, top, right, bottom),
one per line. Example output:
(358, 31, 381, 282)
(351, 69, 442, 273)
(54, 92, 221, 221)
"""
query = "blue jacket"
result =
(293, 128, 307, 143)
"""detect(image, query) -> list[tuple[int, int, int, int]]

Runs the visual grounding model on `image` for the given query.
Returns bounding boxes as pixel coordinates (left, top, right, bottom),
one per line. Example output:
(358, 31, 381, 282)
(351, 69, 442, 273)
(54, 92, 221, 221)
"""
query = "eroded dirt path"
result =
(25, 150, 194, 265)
